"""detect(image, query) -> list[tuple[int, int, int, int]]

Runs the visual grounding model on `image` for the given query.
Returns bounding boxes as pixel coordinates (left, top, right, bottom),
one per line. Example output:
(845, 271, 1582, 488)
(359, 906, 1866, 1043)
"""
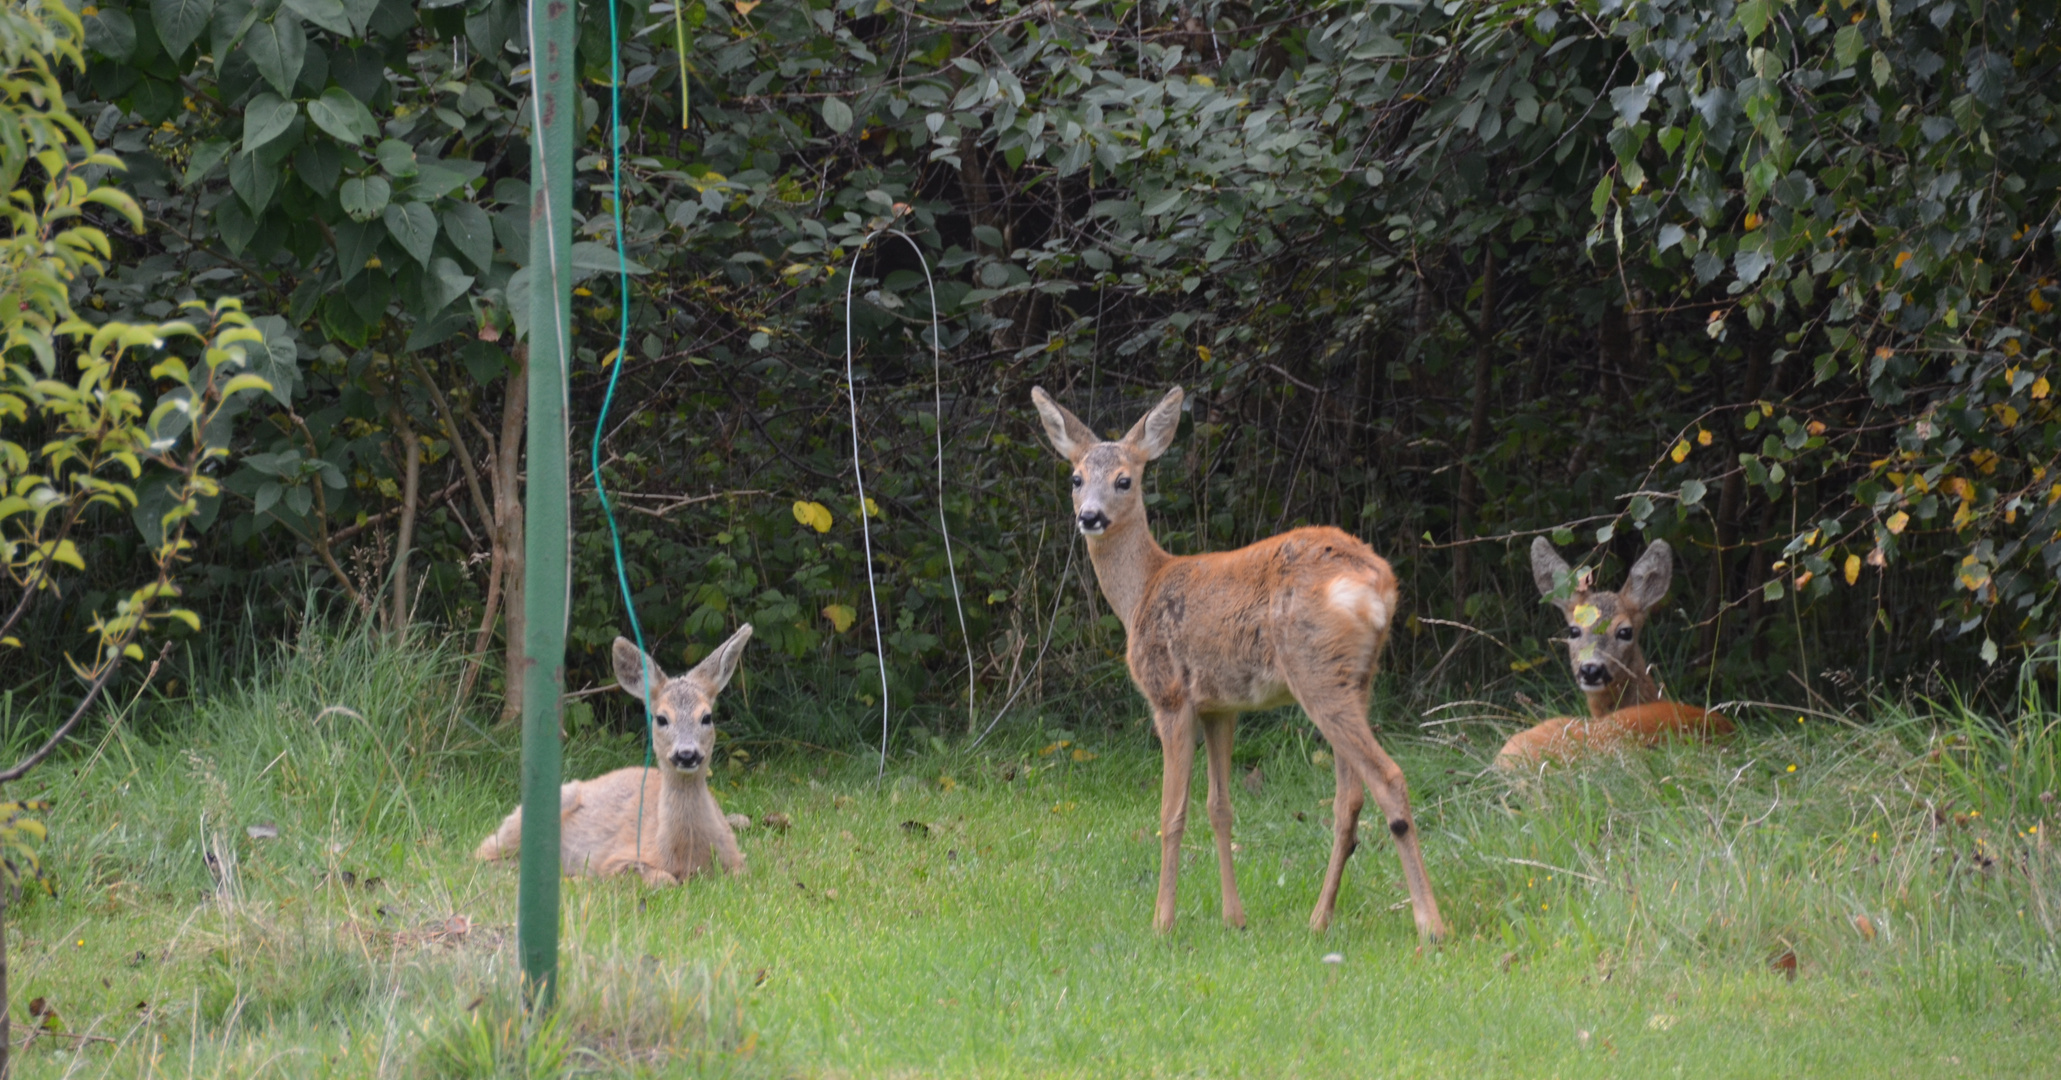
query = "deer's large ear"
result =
(688, 623, 754, 695)
(1030, 387, 1096, 462)
(1530, 537, 1577, 609)
(1121, 386, 1184, 460)
(613, 637, 665, 699)
(1620, 539, 1674, 613)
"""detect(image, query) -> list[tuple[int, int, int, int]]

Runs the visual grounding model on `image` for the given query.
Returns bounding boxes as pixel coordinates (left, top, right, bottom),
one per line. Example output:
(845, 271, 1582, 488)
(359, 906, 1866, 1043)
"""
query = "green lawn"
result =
(4, 632, 2056, 1077)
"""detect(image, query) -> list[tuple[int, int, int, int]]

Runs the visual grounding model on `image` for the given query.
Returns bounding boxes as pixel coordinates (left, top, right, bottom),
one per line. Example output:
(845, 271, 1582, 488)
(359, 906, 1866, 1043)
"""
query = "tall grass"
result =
(0, 625, 2054, 1076)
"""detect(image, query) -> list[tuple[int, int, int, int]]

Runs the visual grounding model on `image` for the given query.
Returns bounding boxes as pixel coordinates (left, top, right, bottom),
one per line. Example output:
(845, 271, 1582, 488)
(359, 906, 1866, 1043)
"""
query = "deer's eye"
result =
(1115, 475, 1132, 490)
(1566, 626, 1583, 639)
(1615, 626, 1635, 641)
(701, 714, 714, 727)
(654, 713, 670, 728)
(1071, 474, 1083, 488)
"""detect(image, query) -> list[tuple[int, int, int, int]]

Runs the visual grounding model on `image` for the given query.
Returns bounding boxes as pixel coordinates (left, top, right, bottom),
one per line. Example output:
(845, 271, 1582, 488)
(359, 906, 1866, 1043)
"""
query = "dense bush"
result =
(11, 0, 2059, 735)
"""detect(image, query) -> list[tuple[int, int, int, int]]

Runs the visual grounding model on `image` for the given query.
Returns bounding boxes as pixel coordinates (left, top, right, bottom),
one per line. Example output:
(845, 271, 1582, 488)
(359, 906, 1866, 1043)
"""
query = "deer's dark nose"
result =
(671, 749, 705, 770)
(1578, 662, 1609, 685)
(1077, 509, 1110, 533)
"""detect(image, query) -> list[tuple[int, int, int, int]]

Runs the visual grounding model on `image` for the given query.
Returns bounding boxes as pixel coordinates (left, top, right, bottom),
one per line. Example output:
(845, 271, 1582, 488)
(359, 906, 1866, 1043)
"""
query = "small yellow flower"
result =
(1787, 764, 1798, 773)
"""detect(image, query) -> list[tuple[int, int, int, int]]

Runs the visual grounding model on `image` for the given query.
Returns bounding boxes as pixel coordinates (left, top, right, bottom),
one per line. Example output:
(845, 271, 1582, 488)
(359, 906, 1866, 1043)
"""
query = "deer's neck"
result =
(648, 768, 714, 871)
(1083, 516, 1172, 633)
(1587, 654, 1662, 718)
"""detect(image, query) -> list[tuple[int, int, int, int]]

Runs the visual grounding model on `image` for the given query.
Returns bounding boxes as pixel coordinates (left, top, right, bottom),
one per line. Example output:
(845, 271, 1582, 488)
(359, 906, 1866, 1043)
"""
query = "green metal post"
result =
(519, 0, 576, 1009)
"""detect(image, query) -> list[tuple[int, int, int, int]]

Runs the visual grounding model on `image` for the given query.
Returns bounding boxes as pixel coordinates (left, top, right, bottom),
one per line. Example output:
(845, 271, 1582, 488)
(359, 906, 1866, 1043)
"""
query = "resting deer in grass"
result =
(476, 625, 752, 884)
(1496, 539, 1733, 768)
(1031, 386, 1445, 942)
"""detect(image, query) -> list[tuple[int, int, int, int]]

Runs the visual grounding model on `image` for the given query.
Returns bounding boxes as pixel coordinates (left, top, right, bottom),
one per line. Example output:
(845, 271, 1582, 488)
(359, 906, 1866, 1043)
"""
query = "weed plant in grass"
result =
(0, 628, 2055, 1077)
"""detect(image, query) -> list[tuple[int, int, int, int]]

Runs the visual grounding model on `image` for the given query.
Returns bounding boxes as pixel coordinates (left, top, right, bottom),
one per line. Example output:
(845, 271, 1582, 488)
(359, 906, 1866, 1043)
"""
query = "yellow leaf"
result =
(734, 0, 759, 13)
(1696, 428, 1713, 446)
(0, 637, 19, 648)
(122, 643, 145, 660)
(1744, 212, 1762, 230)
(821, 603, 856, 633)
(1894, 250, 1912, 270)
(791, 501, 833, 532)
(1197, 344, 1213, 362)
(1070, 748, 1096, 762)
(1670, 440, 1690, 463)
(938, 775, 958, 792)
(600, 348, 620, 368)
(1038, 740, 1070, 756)
(862, 497, 881, 519)
(1571, 603, 1601, 630)
(2031, 287, 2053, 314)
(1844, 554, 1861, 585)
(1193, 75, 1214, 87)
(2033, 377, 2051, 400)
(1887, 511, 1909, 534)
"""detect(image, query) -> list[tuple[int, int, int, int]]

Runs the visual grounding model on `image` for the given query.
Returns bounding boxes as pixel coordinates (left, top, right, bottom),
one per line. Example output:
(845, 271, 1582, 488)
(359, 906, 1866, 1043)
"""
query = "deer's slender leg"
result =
(1287, 657, 1447, 943)
(1311, 750, 1365, 932)
(1333, 723, 1446, 943)
(1152, 703, 1198, 935)
(1199, 710, 1245, 929)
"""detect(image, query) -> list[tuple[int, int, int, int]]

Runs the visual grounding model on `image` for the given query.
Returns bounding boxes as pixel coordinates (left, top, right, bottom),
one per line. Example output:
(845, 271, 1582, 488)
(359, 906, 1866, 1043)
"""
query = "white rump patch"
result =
(1326, 576, 1390, 630)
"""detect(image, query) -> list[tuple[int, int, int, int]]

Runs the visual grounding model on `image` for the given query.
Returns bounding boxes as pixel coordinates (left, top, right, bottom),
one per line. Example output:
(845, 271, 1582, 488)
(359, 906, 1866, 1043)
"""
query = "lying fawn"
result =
(476, 624, 753, 884)
(1031, 386, 1444, 941)
(1497, 538, 1732, 767)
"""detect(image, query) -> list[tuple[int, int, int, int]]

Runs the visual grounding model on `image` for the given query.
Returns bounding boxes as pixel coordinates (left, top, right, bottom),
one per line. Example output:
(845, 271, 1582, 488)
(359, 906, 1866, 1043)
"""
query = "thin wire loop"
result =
(843, 225, 975, 778)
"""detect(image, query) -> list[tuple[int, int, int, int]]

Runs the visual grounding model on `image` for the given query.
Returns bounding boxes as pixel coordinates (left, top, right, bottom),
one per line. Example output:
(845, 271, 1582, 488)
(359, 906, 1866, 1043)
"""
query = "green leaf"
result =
(338, 175, 391, 221)
(282, 0, 354, 36)
(84, 6, 139, 61)
(242, 94, 299, 152)
(254, 480, 281, 516)
(1736, 0, 1771, 41)
(1763, 580, 1785, 602)
(152, 0, 217, 57)
(1679, 478, 1707, 506)
(246, 315, 302, 406)
(293, 140, 341, 195)
(821, 97, 854, 134)
(245, 13, 307, 97)
(182, 139, 233, 189)
(1833, 23, 1865, 67)
(339, 0, 379, 34)
(229, 152, 280, 214)
(332, 218, 383, 282)
(428, 256, 475, 311)
(381, 201, 439, 266)
(215, 194, 257, 255)
(308, 86, 380, 144)
(569, 241, 651, 281)
(440, 202, 494, 274)
(1589, 174, 1612, 219)
(1871, 51, 1892, 88)
(376, 138, 419, 178)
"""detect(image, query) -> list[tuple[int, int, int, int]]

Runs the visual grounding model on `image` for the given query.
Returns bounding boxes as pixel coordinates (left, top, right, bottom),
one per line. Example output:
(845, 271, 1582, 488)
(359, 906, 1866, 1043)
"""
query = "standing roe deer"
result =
(1496, 538, 1732, 767)
(476, 624, 753, 884)
(1030, 386, 1445, 941)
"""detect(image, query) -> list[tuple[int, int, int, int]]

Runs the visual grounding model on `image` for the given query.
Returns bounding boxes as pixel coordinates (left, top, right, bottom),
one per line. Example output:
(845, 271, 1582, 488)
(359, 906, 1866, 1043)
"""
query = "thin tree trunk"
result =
(1452, 247, 1496, 607)
(496, 350, 529, 724)
(1699, 332, 1772, 664)
(386, 404, 424, 637)
(1, 873, 10, 1080)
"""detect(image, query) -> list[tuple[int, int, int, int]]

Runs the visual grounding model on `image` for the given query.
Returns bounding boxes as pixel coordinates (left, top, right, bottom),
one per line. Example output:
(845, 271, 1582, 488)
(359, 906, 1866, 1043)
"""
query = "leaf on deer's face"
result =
(1570, 603, 1601, 631)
